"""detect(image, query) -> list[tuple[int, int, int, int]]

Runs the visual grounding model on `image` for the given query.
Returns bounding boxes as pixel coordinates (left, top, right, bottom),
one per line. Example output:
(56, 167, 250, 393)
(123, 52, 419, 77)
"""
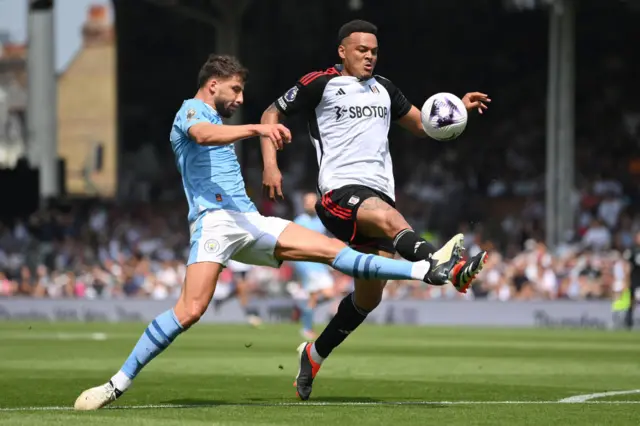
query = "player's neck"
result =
(340, 66, 355, 78)
(194, 90, 216, 112)
(339, 66, 366, 80)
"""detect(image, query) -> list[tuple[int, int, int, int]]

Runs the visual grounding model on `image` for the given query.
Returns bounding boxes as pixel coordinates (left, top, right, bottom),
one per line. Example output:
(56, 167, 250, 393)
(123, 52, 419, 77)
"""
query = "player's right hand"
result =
(257, 124, 292, 151)
(263, 167, 284, 201)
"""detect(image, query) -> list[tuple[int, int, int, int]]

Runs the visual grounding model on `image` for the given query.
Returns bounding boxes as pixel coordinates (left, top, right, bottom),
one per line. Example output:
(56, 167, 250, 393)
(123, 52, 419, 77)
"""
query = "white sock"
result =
(309, 343, 325, 365)
(110, 370, 133, 392)
(410, 260, 431, 280)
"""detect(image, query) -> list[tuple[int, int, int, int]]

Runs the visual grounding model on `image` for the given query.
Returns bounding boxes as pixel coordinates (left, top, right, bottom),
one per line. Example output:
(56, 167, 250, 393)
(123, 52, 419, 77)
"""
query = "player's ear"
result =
(338, 44, 346, 60)
(208, 78, 217, 93)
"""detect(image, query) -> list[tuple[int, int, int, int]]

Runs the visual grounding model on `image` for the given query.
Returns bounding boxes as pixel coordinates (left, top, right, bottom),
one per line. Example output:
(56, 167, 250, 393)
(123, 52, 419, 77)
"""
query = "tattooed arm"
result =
(260, 103, 286, 200)
(260, 73, 328, 200)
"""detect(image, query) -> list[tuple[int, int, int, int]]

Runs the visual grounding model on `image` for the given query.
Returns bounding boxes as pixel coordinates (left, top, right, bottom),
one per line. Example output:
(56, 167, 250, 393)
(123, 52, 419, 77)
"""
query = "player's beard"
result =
(214, 99, 235, 118)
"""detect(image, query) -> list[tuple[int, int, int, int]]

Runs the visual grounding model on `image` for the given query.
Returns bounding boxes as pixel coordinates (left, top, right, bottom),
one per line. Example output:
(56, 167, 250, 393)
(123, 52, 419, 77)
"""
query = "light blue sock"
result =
(331, 247, 429, 281)
(120, 309, 183, 380)
(298, 300, 314, 332)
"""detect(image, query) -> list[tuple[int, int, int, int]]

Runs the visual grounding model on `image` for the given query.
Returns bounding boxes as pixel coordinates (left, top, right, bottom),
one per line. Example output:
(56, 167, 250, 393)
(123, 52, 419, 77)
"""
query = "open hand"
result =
(462, 92, 491, 114)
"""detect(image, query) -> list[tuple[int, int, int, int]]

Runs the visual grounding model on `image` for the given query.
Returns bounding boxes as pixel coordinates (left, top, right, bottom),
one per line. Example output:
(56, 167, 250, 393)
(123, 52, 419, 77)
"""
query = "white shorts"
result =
(227, 260, 253, 273)
(188, 210, 291, 268)
(300, 270, 334, 293)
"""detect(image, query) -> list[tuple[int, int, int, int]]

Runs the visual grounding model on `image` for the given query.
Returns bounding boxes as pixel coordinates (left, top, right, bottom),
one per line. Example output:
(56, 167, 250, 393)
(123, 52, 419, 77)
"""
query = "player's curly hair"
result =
(338, 20, 377, 44)
(197, 54, 249, 88)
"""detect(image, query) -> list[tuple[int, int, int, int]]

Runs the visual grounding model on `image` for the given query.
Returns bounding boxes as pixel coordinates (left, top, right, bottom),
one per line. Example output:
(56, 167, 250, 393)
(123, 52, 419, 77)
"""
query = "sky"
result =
(0, 0, 112, 72)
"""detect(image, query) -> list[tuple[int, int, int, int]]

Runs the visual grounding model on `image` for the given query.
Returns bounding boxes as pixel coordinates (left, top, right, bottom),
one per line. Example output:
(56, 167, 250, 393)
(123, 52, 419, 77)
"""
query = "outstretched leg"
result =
(74, 262, 223, 410)
(274, 223, 432, 283)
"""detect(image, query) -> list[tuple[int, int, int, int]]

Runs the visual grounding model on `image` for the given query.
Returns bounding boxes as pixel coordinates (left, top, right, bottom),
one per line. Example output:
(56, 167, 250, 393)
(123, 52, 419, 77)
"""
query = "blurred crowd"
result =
(0, 193, 635, 303)
(390, 239, 629, 302)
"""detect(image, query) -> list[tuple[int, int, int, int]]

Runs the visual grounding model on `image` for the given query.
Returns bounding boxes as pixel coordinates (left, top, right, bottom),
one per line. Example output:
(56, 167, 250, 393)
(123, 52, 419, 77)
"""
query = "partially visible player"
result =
(261, 19, 490, 400)
(292, 192, 335, 340)
(74, 54, 468, 410)
(227, 260, 263, 327)
(209, 260, 260, 326)
(621, 231, 640, 329)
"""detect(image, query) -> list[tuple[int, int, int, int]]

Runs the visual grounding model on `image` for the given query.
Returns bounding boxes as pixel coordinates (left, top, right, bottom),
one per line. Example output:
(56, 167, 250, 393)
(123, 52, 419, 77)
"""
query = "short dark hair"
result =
(338, 20, 377, 44)
(197, 54, 248, 88)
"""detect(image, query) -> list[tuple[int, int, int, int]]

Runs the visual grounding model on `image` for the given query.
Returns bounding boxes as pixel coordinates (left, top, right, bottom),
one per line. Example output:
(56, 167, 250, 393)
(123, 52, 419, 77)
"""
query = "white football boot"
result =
(74, 380, 123, 410)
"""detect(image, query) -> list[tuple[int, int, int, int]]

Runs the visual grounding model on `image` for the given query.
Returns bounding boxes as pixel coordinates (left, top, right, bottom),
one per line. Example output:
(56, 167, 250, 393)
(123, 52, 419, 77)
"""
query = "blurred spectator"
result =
(582, 219, 612, 252)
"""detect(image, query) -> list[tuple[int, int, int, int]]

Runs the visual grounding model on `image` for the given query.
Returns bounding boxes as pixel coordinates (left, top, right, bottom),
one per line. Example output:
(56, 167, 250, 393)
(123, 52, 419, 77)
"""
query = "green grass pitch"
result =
(1, 321, 639, 425)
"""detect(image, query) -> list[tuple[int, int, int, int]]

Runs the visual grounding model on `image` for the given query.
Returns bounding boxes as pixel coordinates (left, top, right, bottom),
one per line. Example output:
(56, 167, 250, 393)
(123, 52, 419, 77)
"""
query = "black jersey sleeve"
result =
(274, 72, 329, 117)
(375, 75, 412, 121)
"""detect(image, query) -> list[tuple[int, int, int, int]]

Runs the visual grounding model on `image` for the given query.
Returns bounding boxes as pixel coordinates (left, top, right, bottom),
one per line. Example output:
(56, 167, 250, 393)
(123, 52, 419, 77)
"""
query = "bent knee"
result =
(354, 279, 385, 311)
(175, 300, 209, 328)
(380, 212, 409, 236)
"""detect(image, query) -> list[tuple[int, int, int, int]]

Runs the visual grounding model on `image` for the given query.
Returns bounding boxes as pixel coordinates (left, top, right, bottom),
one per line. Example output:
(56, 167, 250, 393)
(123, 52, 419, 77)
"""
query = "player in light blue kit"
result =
(74, 55, 464, 410)
(292, 192, 336, 340)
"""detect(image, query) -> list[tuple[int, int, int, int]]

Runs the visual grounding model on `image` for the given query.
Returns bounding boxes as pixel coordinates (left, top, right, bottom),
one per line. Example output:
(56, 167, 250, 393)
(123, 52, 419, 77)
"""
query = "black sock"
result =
(314, 293, 369, 358)
(393, 229, 436, 261)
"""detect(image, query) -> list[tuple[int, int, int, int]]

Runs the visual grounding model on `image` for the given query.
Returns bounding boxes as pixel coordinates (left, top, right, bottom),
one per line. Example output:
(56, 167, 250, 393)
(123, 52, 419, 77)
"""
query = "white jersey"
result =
(275, 65, 411, 201)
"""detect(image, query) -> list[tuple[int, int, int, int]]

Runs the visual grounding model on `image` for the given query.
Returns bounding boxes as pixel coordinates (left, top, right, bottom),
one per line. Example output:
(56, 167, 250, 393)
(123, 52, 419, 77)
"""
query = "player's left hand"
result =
(462, 92, 491, 114)
(263, 167, 284, 201)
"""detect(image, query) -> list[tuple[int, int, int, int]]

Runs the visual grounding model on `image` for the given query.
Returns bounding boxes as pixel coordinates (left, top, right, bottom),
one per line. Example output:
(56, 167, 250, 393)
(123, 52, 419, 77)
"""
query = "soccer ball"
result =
(420, 92, 468, 141)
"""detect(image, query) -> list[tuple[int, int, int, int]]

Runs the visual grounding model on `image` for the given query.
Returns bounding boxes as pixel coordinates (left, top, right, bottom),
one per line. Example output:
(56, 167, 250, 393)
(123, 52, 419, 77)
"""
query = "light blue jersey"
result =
(170, 99, 256, 222)
(293, 213, 330, 274)
(295, 213, 326, 234)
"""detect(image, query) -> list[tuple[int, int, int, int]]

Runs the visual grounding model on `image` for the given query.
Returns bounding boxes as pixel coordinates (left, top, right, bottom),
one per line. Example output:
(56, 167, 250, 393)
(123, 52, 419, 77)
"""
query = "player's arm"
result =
(188, 121, 290, 147)
(190, 122, 290, 147)
(396, 93, 491, 138)
(260, 104, 286, 169)
(189, 122, 262, 146)
(397, 106, 427, 138)
(376, 76, 426, 138)
(180, 102, 290, 147)
(260, 103, 287, 200)
(377, 76, 490, 137)
(260, 76, 326, 200)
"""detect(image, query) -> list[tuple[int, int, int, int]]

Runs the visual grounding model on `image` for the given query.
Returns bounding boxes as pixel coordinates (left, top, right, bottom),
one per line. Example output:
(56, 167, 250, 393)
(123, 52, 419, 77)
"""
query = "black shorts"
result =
(315, 184, 396, 254)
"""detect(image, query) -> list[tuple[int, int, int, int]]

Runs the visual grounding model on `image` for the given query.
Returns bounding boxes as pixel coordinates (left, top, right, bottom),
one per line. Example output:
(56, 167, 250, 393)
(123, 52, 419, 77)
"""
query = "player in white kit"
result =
(261, 20, 490, 400)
